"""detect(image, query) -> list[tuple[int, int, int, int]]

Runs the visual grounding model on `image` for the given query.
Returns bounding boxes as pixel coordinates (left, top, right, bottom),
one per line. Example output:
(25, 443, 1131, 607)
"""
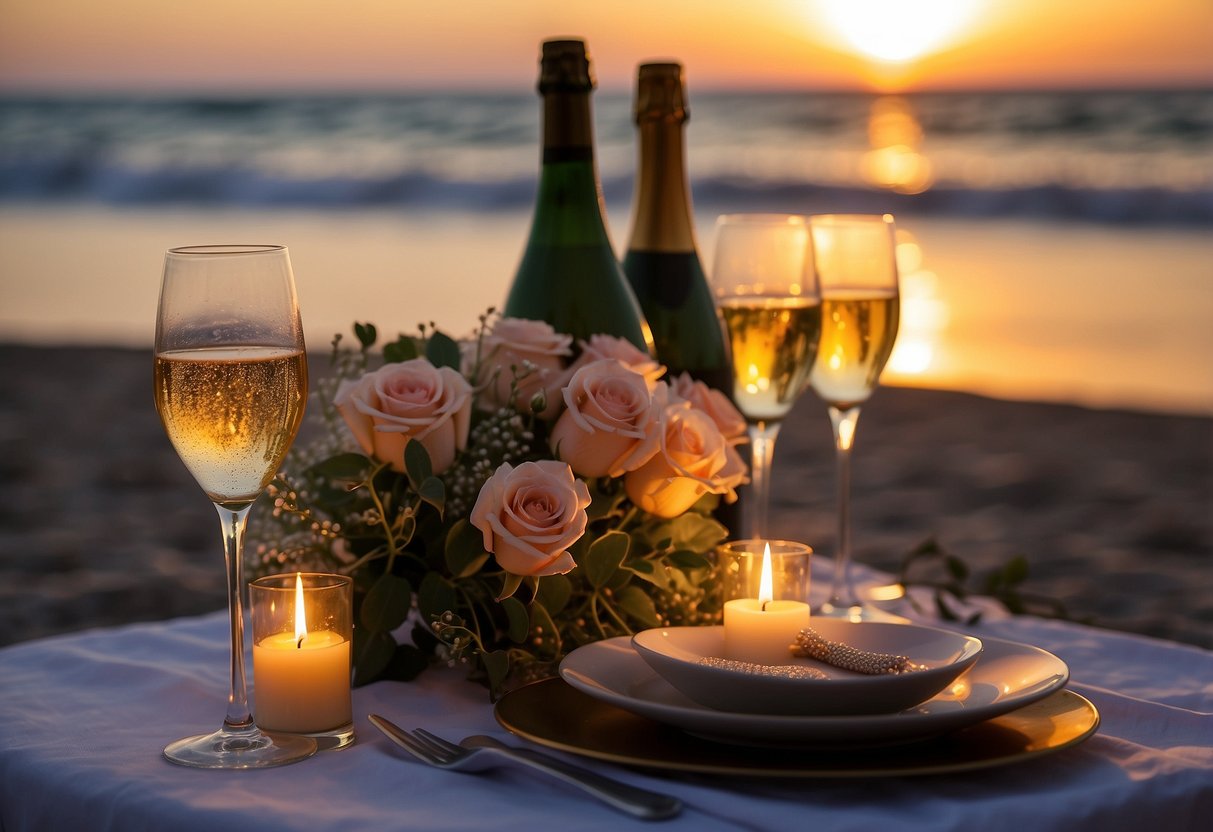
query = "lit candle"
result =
(253, 573, 352, 734)
(723, 543, 811, 665)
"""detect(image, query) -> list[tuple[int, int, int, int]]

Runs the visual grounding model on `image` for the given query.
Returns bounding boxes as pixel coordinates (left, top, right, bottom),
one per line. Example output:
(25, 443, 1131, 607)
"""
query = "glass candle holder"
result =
(717, 539, 812, 603)
(250, 572, 354, 751)
(717, 540, 813, 664)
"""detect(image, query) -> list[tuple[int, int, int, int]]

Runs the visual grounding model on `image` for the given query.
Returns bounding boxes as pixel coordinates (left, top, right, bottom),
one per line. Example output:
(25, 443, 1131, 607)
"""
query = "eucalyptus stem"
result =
(364, 469, 401, 571)
(597, 593, 631, 632)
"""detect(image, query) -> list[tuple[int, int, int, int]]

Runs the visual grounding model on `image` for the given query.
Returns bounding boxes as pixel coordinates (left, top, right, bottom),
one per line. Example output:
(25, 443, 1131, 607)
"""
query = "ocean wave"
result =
(2, 90, 1210, 225)
(1, 157, 1209, 226)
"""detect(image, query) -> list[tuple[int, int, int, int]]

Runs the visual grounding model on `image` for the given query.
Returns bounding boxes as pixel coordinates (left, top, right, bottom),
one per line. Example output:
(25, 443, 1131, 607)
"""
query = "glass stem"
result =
(827, 405, 862, 609)
(215, 501, 255, 733)
(746, 420, 781, 540)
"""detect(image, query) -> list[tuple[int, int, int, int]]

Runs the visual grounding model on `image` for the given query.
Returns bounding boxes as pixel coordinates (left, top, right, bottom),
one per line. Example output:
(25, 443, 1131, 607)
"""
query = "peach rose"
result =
(564, 334, 664, 388)
(475, 317, 572, 418)
(469, 460, 592, 577)
(549, 360, 663, 479)
(669, 372, 747, 442)
(334, 358, 472, 474)
(624, 403, 748, 518)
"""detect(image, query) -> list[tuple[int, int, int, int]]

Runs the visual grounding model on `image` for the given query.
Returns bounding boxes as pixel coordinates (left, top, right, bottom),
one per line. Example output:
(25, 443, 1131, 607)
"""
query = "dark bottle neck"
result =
(627, 115, 697, 254)
(528, 89, 614, 248)
(542, 91, 595, 163)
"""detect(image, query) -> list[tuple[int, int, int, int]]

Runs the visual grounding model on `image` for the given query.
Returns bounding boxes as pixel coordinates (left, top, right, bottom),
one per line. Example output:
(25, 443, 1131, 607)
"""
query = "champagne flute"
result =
(807, 215, 901, 620)
(711, 215, 822, 539)
(154, 245, 315, 768)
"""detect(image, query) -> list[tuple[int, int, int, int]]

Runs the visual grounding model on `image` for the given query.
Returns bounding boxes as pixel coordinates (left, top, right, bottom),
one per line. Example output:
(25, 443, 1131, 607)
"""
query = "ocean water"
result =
(1, 89, 1210, 223)
(1, 90, 1211, 415)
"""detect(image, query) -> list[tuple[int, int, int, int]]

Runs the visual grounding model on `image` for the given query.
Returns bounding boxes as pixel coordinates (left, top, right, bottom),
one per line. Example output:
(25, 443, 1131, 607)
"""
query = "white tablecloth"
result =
(2, 569, 1211, 832)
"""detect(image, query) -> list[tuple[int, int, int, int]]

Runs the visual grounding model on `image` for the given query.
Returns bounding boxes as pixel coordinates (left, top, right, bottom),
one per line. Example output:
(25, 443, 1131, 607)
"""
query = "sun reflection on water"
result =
(888, 229, 949, 379)
(863, 97, 934, 195)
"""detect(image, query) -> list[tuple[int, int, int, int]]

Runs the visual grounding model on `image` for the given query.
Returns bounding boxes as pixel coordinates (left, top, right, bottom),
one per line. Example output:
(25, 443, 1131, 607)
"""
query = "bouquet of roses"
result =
(253, 313, 748, 696)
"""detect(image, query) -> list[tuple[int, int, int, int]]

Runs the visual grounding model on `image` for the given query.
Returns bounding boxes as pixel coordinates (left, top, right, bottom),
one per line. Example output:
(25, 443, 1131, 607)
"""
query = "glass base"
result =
(301, 721, 356, 752)
(164, 725, 317, 769)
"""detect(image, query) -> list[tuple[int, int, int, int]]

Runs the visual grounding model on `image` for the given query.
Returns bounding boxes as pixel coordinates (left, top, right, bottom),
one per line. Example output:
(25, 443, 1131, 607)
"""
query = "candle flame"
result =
(759, 543, 774, 607)
(293, 572, 308, 646)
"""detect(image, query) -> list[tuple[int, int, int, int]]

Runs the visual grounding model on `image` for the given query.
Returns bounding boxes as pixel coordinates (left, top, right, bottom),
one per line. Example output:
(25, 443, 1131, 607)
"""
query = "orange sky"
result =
(1, 0, 1210, 92)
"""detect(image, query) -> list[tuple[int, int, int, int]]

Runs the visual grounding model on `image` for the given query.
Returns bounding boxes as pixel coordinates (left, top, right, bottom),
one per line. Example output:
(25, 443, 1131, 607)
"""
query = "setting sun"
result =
(811, 0, 986, 63)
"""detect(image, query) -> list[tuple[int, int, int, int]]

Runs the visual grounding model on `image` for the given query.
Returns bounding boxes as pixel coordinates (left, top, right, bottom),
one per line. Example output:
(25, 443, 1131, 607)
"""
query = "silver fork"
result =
(368, 714, 682, 820)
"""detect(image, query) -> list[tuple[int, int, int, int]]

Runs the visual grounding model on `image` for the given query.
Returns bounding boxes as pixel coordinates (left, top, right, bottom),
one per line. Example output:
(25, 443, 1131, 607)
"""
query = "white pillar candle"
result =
(254, 631, 352, 734)
(253, 574, 352, 734)
(723, 543, 811, 665)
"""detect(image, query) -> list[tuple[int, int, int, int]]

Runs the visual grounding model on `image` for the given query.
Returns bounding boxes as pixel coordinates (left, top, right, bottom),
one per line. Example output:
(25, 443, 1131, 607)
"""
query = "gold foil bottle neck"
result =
(539, 38, 596, 93)
(635, 62, 687, 123)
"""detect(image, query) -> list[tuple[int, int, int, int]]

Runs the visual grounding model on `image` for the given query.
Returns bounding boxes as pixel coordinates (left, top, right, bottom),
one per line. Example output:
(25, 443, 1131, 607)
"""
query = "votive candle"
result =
(721, 541, 811, 665)
(251, 572, 354, 749)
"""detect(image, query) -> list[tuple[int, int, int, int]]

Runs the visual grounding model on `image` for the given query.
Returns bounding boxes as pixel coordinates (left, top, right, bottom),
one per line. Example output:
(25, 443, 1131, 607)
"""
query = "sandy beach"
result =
(1, 344, 1208, 650)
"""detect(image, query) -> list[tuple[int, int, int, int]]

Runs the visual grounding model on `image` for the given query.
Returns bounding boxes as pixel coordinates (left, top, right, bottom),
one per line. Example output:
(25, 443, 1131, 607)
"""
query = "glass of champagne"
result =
(711, 215, 822, 539)
(154, 245, 315, 768)
(807, 215, 901, 620)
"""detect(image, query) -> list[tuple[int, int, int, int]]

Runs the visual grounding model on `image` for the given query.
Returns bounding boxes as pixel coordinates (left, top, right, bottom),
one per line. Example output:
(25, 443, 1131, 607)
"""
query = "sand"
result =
(3, 205, 1212, 415)
(1, 344, 1209, 649)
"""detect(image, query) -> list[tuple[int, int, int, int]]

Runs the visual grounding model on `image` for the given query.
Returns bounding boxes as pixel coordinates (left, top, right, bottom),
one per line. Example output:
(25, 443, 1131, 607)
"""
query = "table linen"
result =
(2, 566, 1210, 832)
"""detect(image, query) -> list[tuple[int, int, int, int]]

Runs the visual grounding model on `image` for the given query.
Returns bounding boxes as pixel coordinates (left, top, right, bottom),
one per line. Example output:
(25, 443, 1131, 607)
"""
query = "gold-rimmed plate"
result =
(559, 636, 1068, 746)
(495, 679, 1099, 779)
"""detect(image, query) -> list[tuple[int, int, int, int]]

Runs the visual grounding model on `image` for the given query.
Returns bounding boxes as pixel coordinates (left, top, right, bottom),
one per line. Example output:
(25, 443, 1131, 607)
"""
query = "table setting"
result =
(4, 206, 1211, 832)
(2, 39, 1211, 832)
(2, 558, 1210, 831)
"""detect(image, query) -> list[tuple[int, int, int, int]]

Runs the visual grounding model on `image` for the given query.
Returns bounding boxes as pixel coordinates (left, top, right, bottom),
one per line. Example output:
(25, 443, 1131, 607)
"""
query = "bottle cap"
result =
(539, 39, 596, 93)
(635, 62, 687, 123)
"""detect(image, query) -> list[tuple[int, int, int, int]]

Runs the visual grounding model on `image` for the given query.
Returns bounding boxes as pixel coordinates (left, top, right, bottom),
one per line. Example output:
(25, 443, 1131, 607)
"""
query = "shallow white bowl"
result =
(559, 633, 1067, 747)
(631, 620, 983, 716)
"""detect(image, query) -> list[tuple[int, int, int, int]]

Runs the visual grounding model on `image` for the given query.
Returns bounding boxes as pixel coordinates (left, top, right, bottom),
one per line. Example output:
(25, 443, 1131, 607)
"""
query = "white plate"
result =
(631, 621, 983, 715)
(559, 634, 1068, 747)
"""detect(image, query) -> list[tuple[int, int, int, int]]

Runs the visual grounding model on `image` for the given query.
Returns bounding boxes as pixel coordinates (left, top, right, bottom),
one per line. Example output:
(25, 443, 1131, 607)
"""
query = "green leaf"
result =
(352, 629, 397, 686)
(667, 550, 712, 571)
(418, 476, 445, 515)
(383, 335, 419, 364)
(480, 649, 510, 698)
(1003, 555, 1029, 585)
(417, 572, 456, 620)
(635, 513, 727, 554)
(585, 485, 628, 524)
(353, 321, 378, 349)
(582, 531, 630, 589)
(501, 597, 530, 643)
(404, 440, 433, 490)
(616, 585, 660, 628)
(945, 555, 970, 582)
(306, 452, 373, 481)
(426, 331, 462, 371)
(359, 573, 413, 632)
(534, 573, 572, 615)
(497, 572, 524, 601)
(623, 558, 664, 588)
(383, 644, 428, 682)
(444, 519, 489, 579)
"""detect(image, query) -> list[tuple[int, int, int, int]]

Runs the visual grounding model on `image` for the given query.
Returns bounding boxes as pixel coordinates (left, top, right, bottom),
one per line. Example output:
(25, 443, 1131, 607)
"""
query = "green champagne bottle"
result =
(504, 38, 652, 352)
(622, 62, 729, 392)
(624, 62, 741, 533)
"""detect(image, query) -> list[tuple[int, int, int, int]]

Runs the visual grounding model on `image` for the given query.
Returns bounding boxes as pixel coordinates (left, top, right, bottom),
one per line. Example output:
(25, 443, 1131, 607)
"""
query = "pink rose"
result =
(334, 358, 472, 474)
(474, 318, 572, 418)
(564, 334, 665, 388)
(624, 403, 748, 519)
(669, 372, 747, 442)
(470, 460, 592, 577)
(549, 360, 663, 479)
